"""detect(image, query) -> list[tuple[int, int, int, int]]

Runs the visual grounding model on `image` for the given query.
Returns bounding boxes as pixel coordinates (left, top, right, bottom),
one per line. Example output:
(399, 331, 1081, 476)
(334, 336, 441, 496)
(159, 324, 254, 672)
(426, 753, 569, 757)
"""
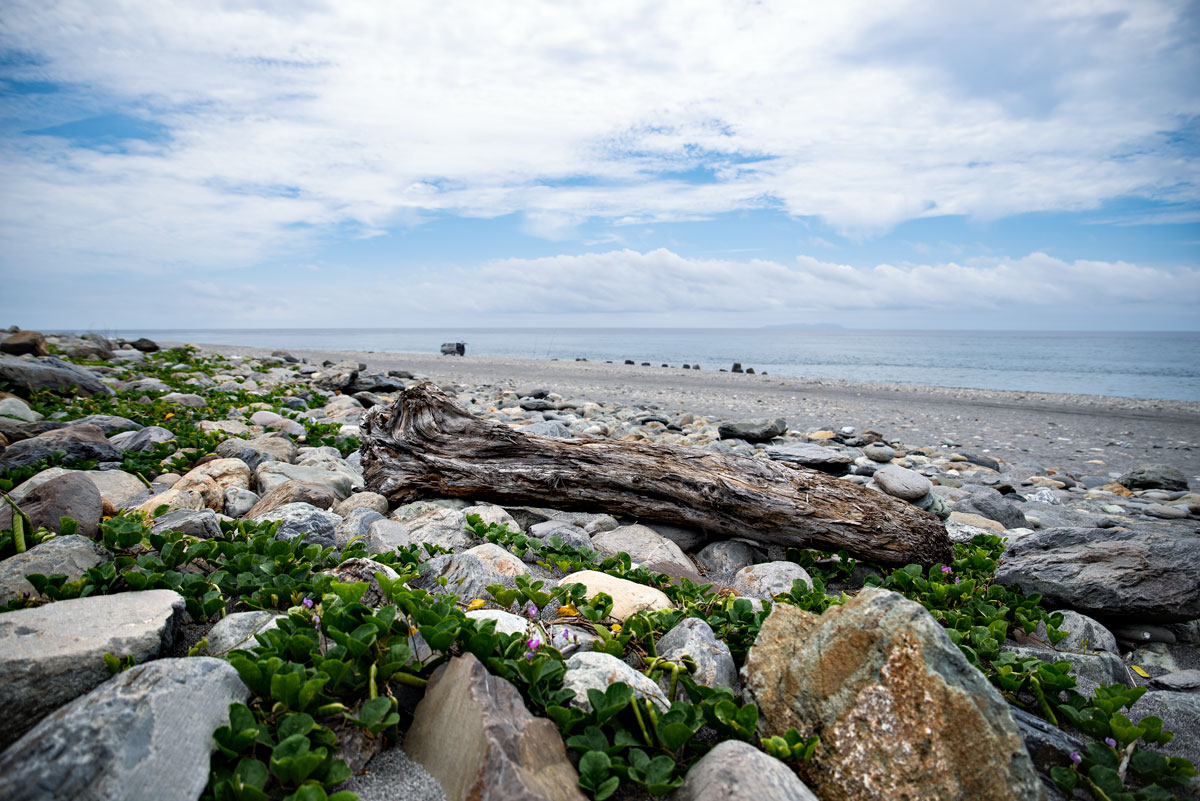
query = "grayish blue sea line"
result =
(99, 328, 1200, 402)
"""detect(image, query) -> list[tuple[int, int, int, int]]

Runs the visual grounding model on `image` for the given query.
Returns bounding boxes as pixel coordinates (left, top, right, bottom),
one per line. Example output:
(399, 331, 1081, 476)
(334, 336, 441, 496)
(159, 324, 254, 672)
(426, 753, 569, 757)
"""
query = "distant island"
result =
(761, 322, 845, 329)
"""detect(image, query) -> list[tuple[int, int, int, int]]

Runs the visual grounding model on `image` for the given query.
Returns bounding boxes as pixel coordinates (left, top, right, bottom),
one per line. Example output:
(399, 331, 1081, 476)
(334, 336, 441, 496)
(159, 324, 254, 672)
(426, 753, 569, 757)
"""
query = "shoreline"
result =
(180, 340, 1200, 479)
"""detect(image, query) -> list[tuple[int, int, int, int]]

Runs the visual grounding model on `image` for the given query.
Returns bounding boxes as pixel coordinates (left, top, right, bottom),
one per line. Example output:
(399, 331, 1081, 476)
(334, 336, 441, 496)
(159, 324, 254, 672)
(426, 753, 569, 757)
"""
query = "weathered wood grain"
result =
(360, 384, 951, 567)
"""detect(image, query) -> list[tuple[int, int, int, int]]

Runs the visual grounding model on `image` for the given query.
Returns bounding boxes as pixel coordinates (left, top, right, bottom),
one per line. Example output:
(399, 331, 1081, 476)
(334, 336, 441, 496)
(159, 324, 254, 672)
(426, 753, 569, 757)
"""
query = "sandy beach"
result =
(185, 341, 1200, 481)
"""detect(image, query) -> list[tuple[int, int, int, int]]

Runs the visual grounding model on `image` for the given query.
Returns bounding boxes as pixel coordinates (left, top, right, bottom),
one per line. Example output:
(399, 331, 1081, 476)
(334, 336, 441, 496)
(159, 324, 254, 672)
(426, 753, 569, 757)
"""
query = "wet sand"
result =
(185, 342, 1200, 481)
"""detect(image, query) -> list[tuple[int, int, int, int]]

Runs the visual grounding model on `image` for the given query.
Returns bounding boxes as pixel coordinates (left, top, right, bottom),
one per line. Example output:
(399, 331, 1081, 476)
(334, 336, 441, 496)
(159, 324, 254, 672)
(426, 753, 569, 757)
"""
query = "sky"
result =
(1, 0, 1199, 331)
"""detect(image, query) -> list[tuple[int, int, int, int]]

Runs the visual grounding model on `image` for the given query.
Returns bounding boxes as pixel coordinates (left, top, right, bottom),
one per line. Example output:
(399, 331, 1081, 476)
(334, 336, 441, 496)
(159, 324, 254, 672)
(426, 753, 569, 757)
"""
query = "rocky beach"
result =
(0, 328, 1198, 801)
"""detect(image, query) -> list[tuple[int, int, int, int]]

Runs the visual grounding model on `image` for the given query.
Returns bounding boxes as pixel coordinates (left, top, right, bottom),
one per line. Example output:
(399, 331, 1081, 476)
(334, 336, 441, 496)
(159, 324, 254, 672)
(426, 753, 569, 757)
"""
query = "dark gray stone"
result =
(0, 590, 186, 749)
(66, 414, 142, 435)
(150, 508, 222, 539)
(764, 442, 856, 475)
(1009, 706, 1086, 801)
(0, 471, 103, 538)
(528, 521, 593, 551)
(0, 535, 111, 604)
(0, 659, 247, 801)
(1002, 645, 1128, 699)
(336, 506, 386, 549)
(696, 539, 764, 573)
(718, 417, 788, 443)
(873, 464, 933, 501)
(215, 434, 296, 471)
(108, 425, 176, 452)
(0, 354, 114, 397)
(1118, 464, 1189, 492)
(957, 488, 1029, 529)
(412, 553, 505, 602)
(656, 617, 738, 699)
(995, 527, 1200, 622)
(0, 424, 123, 468)
(1128, 691, 1200, 768)
(256, 502, 342, 548)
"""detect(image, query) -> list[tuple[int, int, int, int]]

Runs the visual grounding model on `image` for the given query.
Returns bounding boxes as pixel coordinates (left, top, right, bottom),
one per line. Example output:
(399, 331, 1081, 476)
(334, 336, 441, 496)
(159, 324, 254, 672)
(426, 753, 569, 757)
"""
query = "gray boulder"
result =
(109, 425, 176, 452)
(65, 414, 141, 434)
(150, 508, 222, 539)
(245, 480, 336, 518)
(334, 491, 389, 517)
(0, 535, 111, 604)
(957, 489, 1028, 529)
(405, 653, 585, 801)
(412, 553, 505, 602)
(0, 424, 123, 467)
(562, 651, 670, 712)
(656, 617, 738, 699)
(1128, 691, 1200, 768)
(591, 524, 697, 578)
(223, 486, 259, 518)
(257, 461, 353, 500)
(256, 502, 342, 548)
(718, 418, 787, 443)
(764, 442, 856, 475)
(676, 740, 819, 801)
(160, 392, 206, 407)
(873, 464, 933, 501)
(215, 434, 296, 471)
(1001, 645, 1128, 699)
(528, 521, 593, 551)
(205, 610, 285, 655)
(995, 527, 1200, 622)
(323, 558, 402, 607)
(732, 561, 811, 601)
(0, 589, 185, 749)
(1051, 610, 1119, 655)
(336, 507, 386, 549)
(1118, 464, 1189, 492)
(696, 539, 764, 573)
(0, 471, 103, 537)
(0, 353, 114, 397)
(0, 657, 248, 801)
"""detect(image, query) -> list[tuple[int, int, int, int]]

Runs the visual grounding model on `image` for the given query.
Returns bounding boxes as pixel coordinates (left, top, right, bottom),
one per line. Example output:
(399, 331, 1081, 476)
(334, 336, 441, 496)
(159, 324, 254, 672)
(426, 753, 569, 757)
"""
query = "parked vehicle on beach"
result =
(441, 342, 466, 356)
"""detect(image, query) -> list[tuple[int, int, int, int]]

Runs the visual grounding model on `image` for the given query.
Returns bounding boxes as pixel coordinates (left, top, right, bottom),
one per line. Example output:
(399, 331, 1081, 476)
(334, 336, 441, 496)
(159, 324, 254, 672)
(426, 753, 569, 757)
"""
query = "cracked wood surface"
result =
(360, 383, 951, 567)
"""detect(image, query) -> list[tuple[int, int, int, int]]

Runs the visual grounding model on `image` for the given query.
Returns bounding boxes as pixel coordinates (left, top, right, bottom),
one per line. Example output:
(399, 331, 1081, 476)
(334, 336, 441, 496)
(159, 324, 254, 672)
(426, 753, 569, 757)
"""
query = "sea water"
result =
(103, 328, 1200, 402)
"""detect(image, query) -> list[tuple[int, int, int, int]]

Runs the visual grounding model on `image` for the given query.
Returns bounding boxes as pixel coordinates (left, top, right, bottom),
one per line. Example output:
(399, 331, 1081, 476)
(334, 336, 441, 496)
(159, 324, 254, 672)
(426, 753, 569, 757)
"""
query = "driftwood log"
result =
(360, 384, 951, 567)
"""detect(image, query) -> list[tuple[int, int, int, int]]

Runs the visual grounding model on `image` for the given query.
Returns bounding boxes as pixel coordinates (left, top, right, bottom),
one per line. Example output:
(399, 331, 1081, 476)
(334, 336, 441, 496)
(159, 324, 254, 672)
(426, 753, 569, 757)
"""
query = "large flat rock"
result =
(994, 527, 1200, 622)
(742, 588, 1039, 801)
(0, 353, 114, 398)
(0, 657, 248, 801)
(0, 534, 111, 604)
(405, 653, 585, 801)
(0, 589, 186, 749)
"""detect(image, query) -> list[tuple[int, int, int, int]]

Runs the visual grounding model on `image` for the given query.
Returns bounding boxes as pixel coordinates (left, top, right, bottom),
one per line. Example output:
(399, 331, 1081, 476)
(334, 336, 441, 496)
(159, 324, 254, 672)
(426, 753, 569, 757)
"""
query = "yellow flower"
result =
(556, 604, 579, 617)
(164, 412, 175, 420)
(610, 623, 622, 634)
(466, 599, 486, 611)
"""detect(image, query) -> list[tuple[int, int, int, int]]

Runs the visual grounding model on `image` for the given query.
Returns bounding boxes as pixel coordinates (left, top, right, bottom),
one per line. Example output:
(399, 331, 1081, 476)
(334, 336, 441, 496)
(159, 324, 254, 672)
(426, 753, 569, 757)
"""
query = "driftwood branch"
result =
(360, 383, 951, 567)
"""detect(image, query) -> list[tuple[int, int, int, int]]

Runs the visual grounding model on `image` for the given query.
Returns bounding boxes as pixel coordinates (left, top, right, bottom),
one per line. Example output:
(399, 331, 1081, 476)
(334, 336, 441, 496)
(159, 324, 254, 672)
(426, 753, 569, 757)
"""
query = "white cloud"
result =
(1, 0, 1197, 276)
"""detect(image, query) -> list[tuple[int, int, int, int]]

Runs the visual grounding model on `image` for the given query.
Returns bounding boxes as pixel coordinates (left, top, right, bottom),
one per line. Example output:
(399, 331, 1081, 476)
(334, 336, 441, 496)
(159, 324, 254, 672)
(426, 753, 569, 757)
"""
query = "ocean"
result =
(102, 328, 1200, 402)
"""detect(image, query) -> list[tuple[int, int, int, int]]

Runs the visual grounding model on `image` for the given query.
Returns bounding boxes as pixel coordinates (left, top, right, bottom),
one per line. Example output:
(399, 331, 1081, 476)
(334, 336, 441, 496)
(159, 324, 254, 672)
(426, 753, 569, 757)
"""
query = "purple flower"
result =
(302, 597, 314, 609)
(1069, 751, 1082, 766)
(526, 636, 542, 651)
(523, 650, 536, 661)
(525, 603, 539, 619)
(954, 577, 961, 584)
(1105, 737, 1117, 748)
(313, 614, 321, 629)
(940, 566, 953, 574)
